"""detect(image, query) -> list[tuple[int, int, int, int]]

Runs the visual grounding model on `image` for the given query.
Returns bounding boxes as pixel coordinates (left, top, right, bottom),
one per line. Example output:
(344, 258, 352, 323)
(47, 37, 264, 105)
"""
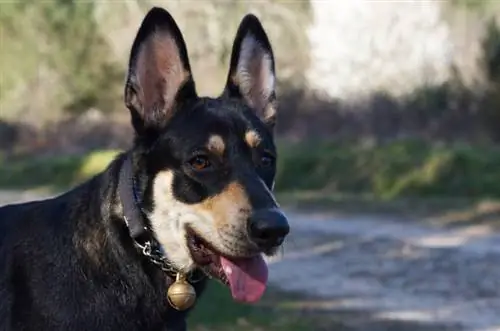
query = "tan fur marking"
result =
(263, 101, 277, 124)
(149, 172, 256, 270)
(245, 130, 261, 148)
(207, 135, 225, 156)
(195, 182, 251, 230)
(136, 31, 189, 112)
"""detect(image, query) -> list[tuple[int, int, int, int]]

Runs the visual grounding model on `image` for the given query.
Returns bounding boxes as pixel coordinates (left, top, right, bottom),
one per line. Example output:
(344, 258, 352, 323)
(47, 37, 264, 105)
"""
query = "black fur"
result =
(0, 7, 286, 331)
(0, 159, 201, 330)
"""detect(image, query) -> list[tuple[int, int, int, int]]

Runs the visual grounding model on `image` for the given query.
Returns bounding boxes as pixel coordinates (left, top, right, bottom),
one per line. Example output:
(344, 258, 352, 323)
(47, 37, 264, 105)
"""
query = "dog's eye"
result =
(259, 153, 275, 168)
(189, 155, 211, 171)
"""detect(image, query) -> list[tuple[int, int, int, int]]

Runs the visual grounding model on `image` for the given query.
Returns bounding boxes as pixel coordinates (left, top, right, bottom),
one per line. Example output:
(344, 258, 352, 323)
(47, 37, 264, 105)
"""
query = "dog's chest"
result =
(12, 264, 206, 331)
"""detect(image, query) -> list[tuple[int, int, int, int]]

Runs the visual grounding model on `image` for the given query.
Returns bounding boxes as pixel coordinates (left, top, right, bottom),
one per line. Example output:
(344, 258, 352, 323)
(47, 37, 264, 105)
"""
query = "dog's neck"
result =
(117, 155, 179, 278)
(118, 155, 151, 244)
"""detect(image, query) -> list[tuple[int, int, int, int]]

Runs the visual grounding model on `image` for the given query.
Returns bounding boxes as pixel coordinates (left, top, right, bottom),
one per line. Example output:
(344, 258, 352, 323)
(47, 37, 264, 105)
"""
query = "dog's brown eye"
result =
(189, 155, 211, 170)
(260, 153, 275, 168)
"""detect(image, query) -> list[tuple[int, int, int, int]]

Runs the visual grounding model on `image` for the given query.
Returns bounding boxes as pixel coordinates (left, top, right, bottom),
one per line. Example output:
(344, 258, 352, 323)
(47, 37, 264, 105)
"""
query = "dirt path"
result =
(2, 191, 500, 330)
(268, 210, 500, 331)
(0, 190, 50, 205)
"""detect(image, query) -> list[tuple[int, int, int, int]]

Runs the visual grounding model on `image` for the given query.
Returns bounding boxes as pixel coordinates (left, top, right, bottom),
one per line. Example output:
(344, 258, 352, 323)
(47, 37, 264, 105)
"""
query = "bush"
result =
(276, 140, 500, 199)
(3, 140, 500, 200)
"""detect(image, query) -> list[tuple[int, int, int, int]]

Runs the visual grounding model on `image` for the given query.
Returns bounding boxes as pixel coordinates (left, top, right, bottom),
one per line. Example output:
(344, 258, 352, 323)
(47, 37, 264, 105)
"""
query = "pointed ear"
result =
(125, 7, 196, 136)
(223, 14, 277, 128)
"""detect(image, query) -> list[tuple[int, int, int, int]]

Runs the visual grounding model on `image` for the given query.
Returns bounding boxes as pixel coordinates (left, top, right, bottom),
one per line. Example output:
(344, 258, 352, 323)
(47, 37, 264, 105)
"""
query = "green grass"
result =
(3, 140, 500, 201)
(0, 149, 121, 191)
(188, 283, 320, 331)
(276, 139, 500, 199)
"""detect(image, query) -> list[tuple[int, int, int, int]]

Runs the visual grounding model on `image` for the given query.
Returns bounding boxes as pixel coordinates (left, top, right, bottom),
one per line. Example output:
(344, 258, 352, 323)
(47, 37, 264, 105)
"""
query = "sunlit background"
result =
(2, 1, 500, 330)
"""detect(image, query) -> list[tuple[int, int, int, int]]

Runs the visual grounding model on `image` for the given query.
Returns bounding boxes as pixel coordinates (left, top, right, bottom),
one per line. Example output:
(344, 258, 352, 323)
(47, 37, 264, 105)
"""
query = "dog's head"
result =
(124, 7, 289, 302)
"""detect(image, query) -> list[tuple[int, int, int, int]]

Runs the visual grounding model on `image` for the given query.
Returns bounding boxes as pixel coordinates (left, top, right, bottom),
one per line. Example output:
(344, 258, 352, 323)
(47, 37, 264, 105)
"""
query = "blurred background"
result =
(2, 0, 500, 330)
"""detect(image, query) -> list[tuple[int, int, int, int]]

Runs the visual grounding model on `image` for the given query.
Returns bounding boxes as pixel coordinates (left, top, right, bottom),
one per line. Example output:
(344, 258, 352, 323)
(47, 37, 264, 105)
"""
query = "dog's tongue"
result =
(220, 254, 268, 303)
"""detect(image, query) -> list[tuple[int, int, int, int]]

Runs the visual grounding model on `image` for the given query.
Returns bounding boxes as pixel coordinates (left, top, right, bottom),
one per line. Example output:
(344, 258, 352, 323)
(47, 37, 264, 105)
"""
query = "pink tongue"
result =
(219, 255, 268, 303)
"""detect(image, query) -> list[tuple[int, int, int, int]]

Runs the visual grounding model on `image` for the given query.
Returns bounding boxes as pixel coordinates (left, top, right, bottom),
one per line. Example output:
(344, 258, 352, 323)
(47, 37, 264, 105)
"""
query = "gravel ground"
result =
(268, 211, 500, 331)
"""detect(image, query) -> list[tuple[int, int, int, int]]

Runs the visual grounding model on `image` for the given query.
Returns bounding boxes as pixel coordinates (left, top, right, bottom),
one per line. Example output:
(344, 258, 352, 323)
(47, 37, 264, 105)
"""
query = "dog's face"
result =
(124, 8, 289, 302)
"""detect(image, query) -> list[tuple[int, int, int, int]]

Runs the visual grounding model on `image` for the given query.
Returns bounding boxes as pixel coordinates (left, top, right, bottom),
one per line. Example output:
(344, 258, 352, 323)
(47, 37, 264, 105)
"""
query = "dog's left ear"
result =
(223, 14, 277, 129)
(125, 7, 196, 137)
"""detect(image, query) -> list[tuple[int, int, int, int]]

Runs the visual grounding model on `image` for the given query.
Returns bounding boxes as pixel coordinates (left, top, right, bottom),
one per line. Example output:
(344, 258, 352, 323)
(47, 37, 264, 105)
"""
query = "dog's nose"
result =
(248, 209, 290, 249)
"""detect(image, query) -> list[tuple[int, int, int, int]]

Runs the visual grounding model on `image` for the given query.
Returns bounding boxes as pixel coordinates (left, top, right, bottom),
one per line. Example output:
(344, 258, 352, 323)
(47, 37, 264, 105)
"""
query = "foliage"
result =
(275, 140, 500, 199)
(4, 141, 500, 200)
(0, 0, 123, 118)
(0, 150, 120, 190)
(450, 0, 495, 11)
(0, 0, 312, 121)
(480, 18, 500, 83)
(188, 282, 316, 331)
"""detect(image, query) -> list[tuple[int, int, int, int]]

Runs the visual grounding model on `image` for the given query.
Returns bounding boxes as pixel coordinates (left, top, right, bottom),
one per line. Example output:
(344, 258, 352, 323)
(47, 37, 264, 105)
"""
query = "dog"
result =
(0, 6, 290, 331)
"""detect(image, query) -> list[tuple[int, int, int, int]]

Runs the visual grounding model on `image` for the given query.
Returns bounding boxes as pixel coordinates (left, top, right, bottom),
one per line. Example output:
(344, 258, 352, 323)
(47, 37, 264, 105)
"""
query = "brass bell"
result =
(167, 273, 197, 311)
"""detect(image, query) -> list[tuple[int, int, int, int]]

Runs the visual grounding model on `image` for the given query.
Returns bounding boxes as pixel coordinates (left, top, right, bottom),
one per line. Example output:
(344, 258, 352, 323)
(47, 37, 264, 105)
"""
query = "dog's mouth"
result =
(185, 226, 268, 303)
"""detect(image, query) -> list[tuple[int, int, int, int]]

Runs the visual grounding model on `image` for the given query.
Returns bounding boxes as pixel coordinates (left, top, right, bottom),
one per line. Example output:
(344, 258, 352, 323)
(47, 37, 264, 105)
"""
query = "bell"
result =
(167, 273, 197, 311)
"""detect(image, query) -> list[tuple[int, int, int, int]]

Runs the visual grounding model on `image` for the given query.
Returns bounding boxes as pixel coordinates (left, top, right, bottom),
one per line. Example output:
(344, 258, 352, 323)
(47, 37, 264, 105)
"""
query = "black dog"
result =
(0, 6, 290, 331)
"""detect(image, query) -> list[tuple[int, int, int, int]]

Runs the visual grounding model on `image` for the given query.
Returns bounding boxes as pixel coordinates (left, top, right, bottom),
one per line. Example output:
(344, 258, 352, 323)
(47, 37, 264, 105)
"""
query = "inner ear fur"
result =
(125, 7, 197, 136)
(223, 14, 277, 128)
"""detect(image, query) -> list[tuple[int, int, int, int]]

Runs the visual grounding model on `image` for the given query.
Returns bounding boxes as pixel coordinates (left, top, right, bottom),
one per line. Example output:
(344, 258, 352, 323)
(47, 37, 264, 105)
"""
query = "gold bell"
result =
(167, 273, 197, 311)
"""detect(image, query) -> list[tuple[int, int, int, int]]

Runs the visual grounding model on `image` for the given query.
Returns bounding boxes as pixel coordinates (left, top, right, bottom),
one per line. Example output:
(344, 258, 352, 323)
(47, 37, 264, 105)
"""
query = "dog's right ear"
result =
(125, 7, 196, 137)
(223, 14, 277, 129)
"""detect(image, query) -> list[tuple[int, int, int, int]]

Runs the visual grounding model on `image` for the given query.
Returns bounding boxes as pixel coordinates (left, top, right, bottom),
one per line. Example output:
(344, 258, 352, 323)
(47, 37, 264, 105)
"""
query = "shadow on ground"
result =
(426, 200, 500, 229)
(266, 212, 500, 331)
(259, 292, 462, 331)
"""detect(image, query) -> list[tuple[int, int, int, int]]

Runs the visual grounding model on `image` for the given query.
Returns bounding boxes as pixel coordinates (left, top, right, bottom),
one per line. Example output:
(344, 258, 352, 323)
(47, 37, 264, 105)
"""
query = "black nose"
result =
(248, 209, 290, 250)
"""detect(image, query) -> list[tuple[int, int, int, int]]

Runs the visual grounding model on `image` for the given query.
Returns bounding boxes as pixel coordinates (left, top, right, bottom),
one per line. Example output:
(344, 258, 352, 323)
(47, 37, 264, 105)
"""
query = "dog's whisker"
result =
(279, 244, 286, 258)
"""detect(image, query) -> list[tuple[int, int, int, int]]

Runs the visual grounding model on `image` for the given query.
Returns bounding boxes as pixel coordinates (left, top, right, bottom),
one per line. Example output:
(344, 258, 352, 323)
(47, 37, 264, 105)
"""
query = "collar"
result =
(118, 155, 178, 277)
(118, 155, 206, 284)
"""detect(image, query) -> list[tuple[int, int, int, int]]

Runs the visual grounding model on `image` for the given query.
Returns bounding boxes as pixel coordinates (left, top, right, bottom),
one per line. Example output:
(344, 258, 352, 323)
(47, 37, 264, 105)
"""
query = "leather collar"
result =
(118, 155, 206, 283)
(118, 156, 178, 277)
